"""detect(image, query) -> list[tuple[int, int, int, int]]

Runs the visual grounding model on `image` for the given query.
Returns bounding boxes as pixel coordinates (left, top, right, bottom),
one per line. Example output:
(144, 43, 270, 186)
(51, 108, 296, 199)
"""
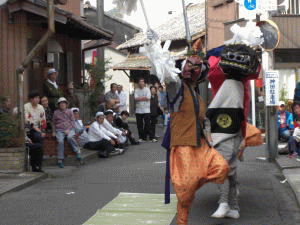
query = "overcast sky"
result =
(88, 0, 205, 29)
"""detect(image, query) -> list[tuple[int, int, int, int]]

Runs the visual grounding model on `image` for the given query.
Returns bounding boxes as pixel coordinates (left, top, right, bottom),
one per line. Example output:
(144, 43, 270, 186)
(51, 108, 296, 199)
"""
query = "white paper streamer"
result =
(225, 20, 264, 47)
(112, 0, 138, 16)
(140, 34, 181, 84)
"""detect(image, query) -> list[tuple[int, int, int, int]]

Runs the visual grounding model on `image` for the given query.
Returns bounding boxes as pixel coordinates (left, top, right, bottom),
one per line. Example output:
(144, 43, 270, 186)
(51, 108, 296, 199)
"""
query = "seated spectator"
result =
(292, 102, 300, 124)
(277, 101, 293, 142)
(86, 112, 124, 158)
(115, 110, 139, 145)
(0, 96, 12, 114)
(52, 97, 81, 168)
(71, 107, 89, 148)
(41, 96, 53, 132)
(105, 83, 120, 113)
(287, 100, 294, 113)
(97, 94, 106, 113)
(24, 90, 46, 145)
(288, 118, 300, 160)
(25, 134, 43, 172)
(105, 99, 117, 112)
(67, 82, 80, 108)
(104, 109, 127, 146)
(105, 109, 117, 126)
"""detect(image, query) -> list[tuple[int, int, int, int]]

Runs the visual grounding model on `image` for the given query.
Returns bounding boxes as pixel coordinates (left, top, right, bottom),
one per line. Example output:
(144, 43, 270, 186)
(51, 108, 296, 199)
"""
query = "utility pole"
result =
(263, 51, 278, 162)
(261, 11, 278, 162)
(198, 0, 209, 106)
(97, 0, 105, 78)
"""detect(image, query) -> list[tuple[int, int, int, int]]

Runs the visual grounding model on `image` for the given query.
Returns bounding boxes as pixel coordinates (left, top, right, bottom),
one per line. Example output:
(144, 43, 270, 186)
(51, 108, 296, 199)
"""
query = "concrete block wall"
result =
(0, 147, 25, 173)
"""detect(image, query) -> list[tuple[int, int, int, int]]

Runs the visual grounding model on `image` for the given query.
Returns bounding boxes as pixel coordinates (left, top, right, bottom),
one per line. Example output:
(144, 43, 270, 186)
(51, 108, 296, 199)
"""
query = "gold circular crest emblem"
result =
(217, 114, 232, 128)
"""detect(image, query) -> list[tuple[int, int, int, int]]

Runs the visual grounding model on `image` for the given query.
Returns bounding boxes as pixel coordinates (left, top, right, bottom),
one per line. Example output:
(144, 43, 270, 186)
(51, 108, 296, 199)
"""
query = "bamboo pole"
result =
(181, 0, 192, 50)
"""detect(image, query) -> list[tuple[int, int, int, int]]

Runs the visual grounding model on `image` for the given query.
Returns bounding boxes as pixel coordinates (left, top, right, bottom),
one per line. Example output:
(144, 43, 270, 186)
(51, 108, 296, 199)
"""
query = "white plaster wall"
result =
(0, 0, 7, 6)
(278, 69, 296, 100)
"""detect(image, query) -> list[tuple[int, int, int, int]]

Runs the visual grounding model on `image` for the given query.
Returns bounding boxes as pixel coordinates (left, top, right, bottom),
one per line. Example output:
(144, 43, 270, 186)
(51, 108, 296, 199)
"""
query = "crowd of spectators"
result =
(279, 99, 300, 160)
(0, 68, 171, 171)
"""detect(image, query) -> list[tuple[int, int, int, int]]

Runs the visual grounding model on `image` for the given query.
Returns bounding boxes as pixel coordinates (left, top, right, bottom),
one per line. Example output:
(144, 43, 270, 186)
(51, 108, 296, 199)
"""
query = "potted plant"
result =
(0, 96, 25, 173)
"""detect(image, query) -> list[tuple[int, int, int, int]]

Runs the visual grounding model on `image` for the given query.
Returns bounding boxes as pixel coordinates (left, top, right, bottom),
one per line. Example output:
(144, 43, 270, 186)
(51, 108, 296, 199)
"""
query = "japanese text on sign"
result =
(256, 0, 277, 12)
(265, 70, 279, 106)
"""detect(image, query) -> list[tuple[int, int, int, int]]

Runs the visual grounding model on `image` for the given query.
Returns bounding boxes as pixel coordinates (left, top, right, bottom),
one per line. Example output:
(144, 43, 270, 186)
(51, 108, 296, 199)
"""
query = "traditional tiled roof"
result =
(117, 3, 205, 50)
(112, 54, 152, 70)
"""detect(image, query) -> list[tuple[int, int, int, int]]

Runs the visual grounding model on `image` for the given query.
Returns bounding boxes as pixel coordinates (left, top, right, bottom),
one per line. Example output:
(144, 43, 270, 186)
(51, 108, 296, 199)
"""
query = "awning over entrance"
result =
(7, 0, 113, 40)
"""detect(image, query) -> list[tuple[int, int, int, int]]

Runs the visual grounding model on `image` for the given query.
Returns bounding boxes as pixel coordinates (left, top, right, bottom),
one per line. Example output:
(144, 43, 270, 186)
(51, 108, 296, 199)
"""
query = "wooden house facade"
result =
(0, 0, 112, 104)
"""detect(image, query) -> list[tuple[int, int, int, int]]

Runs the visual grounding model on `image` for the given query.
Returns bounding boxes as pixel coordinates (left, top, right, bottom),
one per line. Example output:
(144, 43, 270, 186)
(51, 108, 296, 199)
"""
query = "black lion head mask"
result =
(219, 44, 260, 80)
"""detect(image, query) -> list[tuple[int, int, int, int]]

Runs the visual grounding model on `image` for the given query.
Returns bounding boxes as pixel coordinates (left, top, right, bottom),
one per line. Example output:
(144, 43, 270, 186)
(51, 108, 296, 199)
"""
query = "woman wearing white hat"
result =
(52, 97, 81, 168)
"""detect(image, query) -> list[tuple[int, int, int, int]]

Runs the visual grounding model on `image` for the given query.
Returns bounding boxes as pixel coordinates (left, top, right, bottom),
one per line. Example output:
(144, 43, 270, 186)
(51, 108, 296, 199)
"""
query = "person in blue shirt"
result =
(277, 101, 294, 142)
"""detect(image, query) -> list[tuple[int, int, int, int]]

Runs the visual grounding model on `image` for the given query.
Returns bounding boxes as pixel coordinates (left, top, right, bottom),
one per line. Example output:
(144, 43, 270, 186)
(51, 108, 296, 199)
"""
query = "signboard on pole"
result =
(244, 0, 256, 10)
(257, 0, 277, 12)
(238, 0, 277, 19)
(265, 70, 279, 106)
(240, 0, 257, 19)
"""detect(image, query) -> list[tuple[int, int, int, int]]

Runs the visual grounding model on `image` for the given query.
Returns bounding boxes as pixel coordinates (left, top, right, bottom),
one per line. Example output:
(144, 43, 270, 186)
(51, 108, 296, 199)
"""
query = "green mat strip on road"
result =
(83, 192, 177, 225)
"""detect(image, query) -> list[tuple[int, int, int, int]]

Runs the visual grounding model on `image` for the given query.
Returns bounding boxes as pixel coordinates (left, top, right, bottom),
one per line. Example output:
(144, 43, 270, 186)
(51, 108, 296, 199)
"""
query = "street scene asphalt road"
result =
(1, 125, 300, 225)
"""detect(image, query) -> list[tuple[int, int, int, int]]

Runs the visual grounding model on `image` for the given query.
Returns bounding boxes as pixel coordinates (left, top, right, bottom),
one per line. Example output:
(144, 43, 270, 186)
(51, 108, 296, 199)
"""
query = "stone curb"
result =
(282, 169, 300, 207)
(0, 173, 48, 198)
(42, 150, 99, 167)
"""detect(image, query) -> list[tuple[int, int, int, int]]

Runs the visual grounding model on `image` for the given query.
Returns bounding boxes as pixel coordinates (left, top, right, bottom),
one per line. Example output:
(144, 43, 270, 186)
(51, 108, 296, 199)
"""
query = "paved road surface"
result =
(1, 125, 300, 225)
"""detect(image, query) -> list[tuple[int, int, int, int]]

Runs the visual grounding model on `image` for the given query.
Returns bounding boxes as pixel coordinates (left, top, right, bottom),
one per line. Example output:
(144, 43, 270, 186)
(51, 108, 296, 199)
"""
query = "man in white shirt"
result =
(87, 112, 123, 158)
(134, 78, 151, 142)
(117, 85, 127, 113)
(104, 109, 127, 145)
(71, 108, 89, 148)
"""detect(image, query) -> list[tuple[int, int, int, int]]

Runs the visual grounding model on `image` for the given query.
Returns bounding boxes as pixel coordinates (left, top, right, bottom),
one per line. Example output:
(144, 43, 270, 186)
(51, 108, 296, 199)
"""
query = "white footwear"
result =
(211, 203, 230, 218)
(150, 138, 158, 142)
(115, 148, 124, 154)
(138, 139, 147, 143)
(296, 157, 300, 162)
(226, 209, 240, 219)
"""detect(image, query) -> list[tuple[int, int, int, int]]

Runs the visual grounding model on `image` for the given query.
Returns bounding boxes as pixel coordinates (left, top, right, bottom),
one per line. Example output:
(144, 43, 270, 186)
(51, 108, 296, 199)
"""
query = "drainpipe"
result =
(16, 0, 55, 134)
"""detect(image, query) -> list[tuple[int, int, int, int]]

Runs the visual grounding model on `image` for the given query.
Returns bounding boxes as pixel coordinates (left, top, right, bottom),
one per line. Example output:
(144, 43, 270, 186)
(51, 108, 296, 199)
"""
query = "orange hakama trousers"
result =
(245, 122, 263, 147)
(170, 139, 229, 225)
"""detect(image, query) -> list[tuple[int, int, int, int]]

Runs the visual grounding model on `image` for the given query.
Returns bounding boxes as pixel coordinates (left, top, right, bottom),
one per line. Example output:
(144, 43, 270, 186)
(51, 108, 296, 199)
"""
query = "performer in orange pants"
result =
(170, 144, 228, 224)
(237, 122, 264, 160)
(163, 40, 229, 224)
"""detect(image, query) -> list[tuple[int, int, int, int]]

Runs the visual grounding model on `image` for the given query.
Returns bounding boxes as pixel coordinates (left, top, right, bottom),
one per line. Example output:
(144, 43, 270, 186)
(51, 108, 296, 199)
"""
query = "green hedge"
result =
(0, 96, 23, 148)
